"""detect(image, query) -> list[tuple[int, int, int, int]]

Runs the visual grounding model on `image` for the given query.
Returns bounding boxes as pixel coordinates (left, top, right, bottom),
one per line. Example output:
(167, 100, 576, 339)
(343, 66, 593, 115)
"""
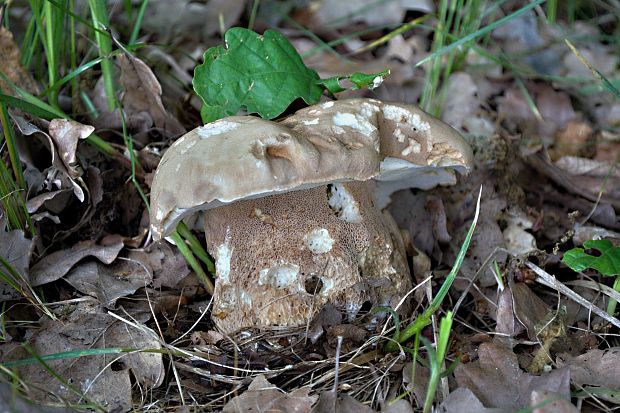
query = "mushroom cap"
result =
(281, 99, 474, 208)
(150, 115, 380, 239)
(149, 99, 473, 239)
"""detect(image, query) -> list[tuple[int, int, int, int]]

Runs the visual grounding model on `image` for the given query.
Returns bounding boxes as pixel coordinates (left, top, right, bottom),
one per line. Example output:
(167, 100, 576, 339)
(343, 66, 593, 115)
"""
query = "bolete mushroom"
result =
(150, 98, 473, 333)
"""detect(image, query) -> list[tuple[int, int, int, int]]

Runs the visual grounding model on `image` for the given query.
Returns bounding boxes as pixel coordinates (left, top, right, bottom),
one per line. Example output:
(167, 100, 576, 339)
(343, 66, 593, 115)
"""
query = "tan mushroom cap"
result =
(282, 99, 474, 207)
(149, 115, 381, 239)
(150, 99, 473, 239)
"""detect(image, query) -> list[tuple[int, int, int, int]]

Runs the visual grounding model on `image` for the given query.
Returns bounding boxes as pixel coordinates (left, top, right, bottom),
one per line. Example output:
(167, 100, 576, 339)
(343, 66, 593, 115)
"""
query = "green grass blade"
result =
(385, 186, 482, 352)
(129, 0, 149, 45)
(169, 231, 215, 295)
(176, 221, 215, 273)
(88, 0, 116, 111)
(416, 0, 546, 69)
(423, 311, 453, 413)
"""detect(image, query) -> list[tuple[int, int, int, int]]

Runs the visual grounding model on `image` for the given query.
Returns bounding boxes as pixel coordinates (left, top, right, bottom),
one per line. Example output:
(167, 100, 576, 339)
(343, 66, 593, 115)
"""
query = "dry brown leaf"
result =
(312, 390, 375, 413)
(307, 0, 433, 32)
(441, 72, 479, 131)
(0, 219, 34, 300)
(494, 287, 522, 347)
(402, 362, 430, 407)
(525, 152, 620, 209)
(139, 0, 244, 40)
(48, 119, 94, 178)
(458, 197, 507, 287)
(65, 256, 153, 307)
(0, 27, 40, 95)
(119, 54, 185, 136)
(549, 121, 593, 160)
(454, 342, 571, 409)
(30, 235, 124, 286)
(222, 375, 317, 413)
(497, 84, 576, 139)
(556, 348, 620, 403)
(131, 241, 190, 289)
(510, 283, 551, 341)
(11, 114, 86, 202)
(438, 388, 505, 413)
(388, 191, 434, 256)
(0, 382, 80, 413)
(530, 390, 578, 413)
(595, 131, 620, 162)
(4, 302, 163, 412)
(502, 207, 537, 255)
(381, 399, 415, 413)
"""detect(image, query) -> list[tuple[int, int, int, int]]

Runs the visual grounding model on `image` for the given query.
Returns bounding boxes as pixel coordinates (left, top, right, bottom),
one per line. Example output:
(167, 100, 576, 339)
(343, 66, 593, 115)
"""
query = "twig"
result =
(526, 261, 620, 329)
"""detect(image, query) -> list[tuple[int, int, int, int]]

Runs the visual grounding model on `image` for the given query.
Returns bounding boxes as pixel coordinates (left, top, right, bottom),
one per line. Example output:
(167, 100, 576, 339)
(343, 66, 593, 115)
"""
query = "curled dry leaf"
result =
(306, 0, 433, 32)
(138, 0, 244, 40)
(530, 390, 579, 413)
(2, 302, 163, 412)
(118, 54, 185, 136)
(132, 241, 190, 289)
(0, 27, 40, 95)
(441, 72, 479, 131)
(11, 114, 86, 202)
(0, 219, 34, 300)
(48, 119, 94, 178)
(0, 382, 80, 413)
(556, 348, 620, 404)
(526, 151, 620, 209)
(65, 255, 153, 308)
(222, 375, 317, 413)
(454, 342, 571, 410)
(30, 235, 124, 286)
(312, 390, 375, 413)
(437, 388, 500, 413)
(382, 399, 415, 413)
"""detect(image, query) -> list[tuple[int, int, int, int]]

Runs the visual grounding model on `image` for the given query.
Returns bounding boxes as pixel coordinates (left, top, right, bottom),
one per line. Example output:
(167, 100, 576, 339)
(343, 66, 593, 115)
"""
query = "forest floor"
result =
(0, 1, 619, 412)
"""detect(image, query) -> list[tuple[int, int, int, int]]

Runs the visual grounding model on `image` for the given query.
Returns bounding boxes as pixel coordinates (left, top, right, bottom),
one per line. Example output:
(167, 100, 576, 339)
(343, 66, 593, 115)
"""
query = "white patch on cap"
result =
(321, 101, 335, 109)
(304, 228, 334, 254)
(216, 233, 233, 283)
(394, 128, 405, 143)
(258, 263, 300, 289)
(328, 183, 362, 223)
(332, 112, 377, 137)
(302, 118, 320, 125)
(155, 208, 164, 221)
(360, 102, 380, 118)
(382, 105, 431, 132)
(401, 138, 422, 156)
(196, 120, 239, 139)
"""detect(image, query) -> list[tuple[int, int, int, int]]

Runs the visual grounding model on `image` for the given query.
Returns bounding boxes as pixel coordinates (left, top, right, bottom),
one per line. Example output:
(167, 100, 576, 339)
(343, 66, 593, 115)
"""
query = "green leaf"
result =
(562, 240, 620, 277)
(193, 28, 323, 122)
(318, 69, 390, 95)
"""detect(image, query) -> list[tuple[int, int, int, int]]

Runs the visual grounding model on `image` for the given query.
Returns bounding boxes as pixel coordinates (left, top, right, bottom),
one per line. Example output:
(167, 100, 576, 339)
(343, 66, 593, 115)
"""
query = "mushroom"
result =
(150, 98, 473, 333)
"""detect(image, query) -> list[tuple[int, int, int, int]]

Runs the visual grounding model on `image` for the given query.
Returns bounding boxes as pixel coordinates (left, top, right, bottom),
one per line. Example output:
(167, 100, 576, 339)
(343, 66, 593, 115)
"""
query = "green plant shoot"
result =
(563, 240, 620, 315)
